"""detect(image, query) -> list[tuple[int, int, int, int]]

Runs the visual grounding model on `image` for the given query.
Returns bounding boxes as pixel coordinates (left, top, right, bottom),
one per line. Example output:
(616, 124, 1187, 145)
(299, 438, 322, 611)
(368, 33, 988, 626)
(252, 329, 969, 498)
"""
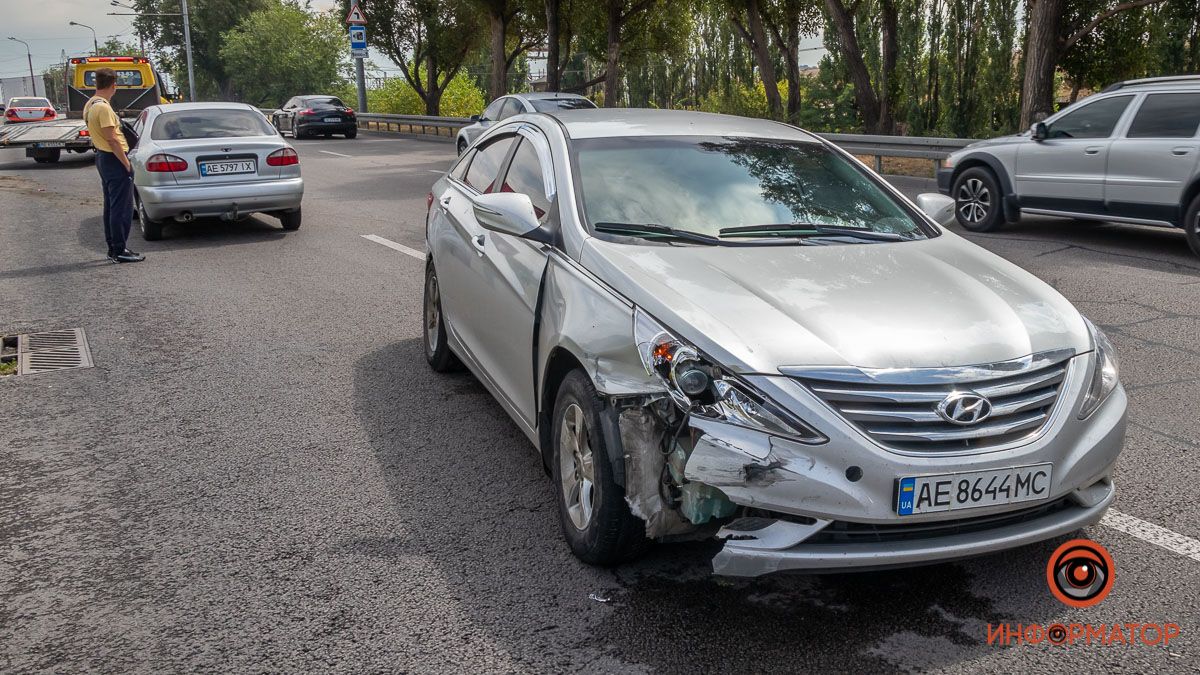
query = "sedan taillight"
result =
(266, 148, 299, 166)
(145, 153, 188, 172)
(4, 109, 16, 119)
(43, 108, 55, 117)
(345, 107, 355, 117)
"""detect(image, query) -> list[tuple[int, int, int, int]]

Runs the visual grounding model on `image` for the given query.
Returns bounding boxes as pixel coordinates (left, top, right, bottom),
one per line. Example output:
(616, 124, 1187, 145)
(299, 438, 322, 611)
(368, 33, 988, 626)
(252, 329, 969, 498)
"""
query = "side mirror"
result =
(470, 114, 482, 122)
(472, 192, 551, 243)
(915, 193, 955, 226)
(1031, 122, 1048, 141)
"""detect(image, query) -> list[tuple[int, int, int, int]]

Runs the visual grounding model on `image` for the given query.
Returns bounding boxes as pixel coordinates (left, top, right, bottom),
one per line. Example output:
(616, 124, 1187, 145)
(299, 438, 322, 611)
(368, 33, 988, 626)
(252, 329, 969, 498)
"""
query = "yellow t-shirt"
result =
(83, 96, 128, 153)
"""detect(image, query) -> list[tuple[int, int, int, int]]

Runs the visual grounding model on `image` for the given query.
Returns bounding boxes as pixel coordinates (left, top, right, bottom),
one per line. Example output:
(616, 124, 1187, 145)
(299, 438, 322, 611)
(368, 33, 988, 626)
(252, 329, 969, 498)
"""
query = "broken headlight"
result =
(1079, 318, 1119, 419)
(634, 308, 823, 443)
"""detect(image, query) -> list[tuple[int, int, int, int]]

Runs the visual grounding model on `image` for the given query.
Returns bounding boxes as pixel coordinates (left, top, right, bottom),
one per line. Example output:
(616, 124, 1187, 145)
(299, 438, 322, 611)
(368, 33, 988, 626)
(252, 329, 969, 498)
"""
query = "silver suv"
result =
(938, 75, 1200, 254)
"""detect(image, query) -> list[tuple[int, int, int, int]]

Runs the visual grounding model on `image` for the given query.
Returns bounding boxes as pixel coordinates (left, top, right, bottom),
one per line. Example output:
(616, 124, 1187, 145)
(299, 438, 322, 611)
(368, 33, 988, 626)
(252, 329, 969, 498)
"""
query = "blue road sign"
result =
(349, 26, 367, 51)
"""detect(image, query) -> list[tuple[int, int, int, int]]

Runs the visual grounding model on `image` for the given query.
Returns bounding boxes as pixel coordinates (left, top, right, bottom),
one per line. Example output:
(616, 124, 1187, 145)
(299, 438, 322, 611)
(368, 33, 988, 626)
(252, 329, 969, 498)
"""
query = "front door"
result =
(1015, 95, 1135, 214)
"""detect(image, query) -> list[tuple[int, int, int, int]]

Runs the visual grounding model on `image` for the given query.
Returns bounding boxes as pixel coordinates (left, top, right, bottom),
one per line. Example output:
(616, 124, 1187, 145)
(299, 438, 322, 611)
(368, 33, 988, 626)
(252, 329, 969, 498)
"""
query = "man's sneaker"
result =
(114, 249, 145, 263)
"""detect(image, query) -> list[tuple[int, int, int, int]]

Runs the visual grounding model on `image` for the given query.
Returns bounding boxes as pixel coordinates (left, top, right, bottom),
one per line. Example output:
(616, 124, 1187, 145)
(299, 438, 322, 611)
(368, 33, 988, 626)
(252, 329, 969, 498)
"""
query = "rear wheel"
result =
(552, 370, 648, 566)
(423, 263, 462, 372)
(279, 208, 302, 231)
(136, 193, 163, 241)
(953, 167, 1005, 232)
(345, 128, 357, 139)
(1184, 194, 1200, 257)
(32, 149, 61, 163)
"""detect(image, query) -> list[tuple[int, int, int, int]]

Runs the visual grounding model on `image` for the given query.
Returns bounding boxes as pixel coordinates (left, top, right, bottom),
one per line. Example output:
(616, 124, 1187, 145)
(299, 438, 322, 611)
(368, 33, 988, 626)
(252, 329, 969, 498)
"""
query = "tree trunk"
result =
(1019, 0, 1063, 128)
(878, 0, 898, 134)
(745, 0, 782, 117)
(824, 0, 882, 132)
(604, 0, 622, 107)
(425, 52, 440, 116)
(545, 0, 560, 91)
(488, 11, 508, 100)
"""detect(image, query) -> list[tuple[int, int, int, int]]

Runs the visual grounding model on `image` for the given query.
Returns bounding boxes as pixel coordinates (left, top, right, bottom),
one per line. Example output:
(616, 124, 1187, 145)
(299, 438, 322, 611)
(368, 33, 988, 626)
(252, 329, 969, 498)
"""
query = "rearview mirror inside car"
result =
(472, 192, 552, 244)
(1031, 122, 1048, 141)
(915, 193, 955, 226)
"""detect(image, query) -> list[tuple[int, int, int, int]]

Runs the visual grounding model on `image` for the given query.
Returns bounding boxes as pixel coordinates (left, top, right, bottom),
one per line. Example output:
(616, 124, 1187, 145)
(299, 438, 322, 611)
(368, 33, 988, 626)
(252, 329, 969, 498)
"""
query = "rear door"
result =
(1105, 92, 1200, 224)
(1015, 95, 1135, 214)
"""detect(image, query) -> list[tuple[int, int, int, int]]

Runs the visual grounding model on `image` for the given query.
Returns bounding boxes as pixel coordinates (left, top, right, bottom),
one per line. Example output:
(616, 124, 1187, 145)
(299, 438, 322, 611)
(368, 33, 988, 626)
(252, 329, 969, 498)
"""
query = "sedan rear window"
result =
(530, 98, 596, 112)
(9, 98, 49, 108)
(574, 136, 931, 242)
(305, 97, 344, 107)
(151, 109, 276, 140)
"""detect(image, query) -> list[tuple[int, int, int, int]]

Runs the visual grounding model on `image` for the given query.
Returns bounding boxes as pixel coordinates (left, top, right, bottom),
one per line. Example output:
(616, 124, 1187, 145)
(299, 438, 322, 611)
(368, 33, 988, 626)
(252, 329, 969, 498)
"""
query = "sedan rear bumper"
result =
(296, 121, 357, 134)
(138, 177, 303, 220)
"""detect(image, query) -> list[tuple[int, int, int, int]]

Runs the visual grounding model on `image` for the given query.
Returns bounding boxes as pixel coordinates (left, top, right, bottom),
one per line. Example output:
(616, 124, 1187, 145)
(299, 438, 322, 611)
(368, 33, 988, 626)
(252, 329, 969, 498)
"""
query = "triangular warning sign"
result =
(345, 2, 367, 24)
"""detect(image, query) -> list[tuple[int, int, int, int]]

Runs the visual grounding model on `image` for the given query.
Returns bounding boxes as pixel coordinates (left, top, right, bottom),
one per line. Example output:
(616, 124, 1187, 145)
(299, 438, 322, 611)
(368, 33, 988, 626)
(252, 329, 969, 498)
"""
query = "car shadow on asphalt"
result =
(352, 339, 1067, 672)
(0, 154, 95, 171)
(75, 214, 287, 253)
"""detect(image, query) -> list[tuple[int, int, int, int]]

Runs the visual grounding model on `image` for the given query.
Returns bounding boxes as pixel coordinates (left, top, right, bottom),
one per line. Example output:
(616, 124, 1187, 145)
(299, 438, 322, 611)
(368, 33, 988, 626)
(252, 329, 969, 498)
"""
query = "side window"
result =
(132, 109, 148, 137)
(498, 98, 524, 120)
(1048, 96, 1133, 139)
(464, 136, 516, 193)
(451, 149, 475, 181)
(284, 98, 297, 109)
(1127, 93, 1200, 139)
(498, 138, 553, 221)
(481, 98, 504, 121)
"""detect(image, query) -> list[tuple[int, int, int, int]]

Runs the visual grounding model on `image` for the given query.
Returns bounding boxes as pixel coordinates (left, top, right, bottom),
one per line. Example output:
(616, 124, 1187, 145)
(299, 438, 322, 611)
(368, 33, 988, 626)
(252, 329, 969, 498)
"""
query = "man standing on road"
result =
(84, 68, 144, 264)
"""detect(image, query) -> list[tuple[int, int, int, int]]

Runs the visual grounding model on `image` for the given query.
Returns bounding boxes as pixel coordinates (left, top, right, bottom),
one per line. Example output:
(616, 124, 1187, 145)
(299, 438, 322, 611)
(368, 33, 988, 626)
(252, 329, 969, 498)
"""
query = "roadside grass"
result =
(1, 335, 16, 376)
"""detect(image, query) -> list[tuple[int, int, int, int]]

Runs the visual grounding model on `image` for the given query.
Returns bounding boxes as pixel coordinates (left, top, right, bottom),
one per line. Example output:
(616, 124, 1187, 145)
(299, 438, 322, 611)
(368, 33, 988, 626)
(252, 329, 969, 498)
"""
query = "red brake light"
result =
(345, 107, 355, 116)
(299, 108, 315, 115)
(4, 109, 16, 118)
(44, 108, 54, 116)
(426, 192, 434, 210)
(145, 153, 188, 172)
(266, 148, 299, 167)
(78, 129, 90, 137)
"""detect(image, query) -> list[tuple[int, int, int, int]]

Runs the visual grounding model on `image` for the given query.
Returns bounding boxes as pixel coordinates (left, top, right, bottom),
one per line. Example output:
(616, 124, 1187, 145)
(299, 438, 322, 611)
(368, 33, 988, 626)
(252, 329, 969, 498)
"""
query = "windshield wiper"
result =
(594, 222, 721, 245)
(718, 223, 910, 242)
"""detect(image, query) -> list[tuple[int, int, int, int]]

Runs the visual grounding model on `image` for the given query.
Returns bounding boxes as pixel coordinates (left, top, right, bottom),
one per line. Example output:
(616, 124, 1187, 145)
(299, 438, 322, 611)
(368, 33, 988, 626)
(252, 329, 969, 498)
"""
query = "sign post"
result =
(346, 2, 368, 113)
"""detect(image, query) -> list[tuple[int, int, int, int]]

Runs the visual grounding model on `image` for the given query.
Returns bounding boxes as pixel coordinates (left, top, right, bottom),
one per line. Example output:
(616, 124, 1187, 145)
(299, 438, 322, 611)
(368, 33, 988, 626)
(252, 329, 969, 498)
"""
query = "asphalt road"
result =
(2, 132, 1199, 673)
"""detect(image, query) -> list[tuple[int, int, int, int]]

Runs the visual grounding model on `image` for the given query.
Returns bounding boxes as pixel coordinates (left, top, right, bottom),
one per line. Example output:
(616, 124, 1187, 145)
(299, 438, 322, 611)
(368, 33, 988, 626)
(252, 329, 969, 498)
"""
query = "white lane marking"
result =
(362, 234, 424, 260)
(1103, 510, 1200, 563)
(318, 150, 353, 158)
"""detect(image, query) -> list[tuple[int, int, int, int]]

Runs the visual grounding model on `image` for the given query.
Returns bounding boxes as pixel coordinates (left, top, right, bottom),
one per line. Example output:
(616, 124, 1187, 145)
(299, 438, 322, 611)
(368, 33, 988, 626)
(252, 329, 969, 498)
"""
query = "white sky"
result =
(1, 1, 825, 82)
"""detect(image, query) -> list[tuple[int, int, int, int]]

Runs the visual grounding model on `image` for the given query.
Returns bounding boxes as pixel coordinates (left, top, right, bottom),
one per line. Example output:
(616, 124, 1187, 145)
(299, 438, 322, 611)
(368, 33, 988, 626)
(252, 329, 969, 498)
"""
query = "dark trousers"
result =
(96, 150, 133, 256)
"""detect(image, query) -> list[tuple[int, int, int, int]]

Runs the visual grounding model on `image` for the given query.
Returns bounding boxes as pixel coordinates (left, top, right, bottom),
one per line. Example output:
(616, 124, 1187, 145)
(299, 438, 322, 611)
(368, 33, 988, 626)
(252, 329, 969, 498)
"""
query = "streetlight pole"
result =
(109, 0, 195, 102)
(69, 21, 99, 55)
(7, 37, 36, 96)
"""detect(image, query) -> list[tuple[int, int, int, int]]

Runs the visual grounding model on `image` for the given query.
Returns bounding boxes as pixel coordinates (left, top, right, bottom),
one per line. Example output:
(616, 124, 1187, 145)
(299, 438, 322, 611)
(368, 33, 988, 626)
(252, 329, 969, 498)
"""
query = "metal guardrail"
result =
(288, 110, 982, 171)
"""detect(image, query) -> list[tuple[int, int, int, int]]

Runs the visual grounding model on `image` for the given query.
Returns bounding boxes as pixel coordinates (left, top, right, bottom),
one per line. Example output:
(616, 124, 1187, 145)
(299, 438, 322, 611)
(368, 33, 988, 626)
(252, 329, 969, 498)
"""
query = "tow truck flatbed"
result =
(0, 119, 92, 162)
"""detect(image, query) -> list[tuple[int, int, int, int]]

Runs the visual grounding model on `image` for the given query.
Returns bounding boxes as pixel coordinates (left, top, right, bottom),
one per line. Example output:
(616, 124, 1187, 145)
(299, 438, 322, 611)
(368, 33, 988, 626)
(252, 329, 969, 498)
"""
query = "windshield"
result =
(530, 97, 596, 112)
(574, 136, 932, 243)
(151, 109, 275, 140)
(10, 98, 49, 108)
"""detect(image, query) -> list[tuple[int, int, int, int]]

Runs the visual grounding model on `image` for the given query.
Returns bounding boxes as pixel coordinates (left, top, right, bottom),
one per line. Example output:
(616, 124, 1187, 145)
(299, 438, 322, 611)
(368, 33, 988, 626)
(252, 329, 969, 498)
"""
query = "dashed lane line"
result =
(318, 150, 353, 158)
(358, 232, 1200, 566)
(1103, 510, 1200, 563)
(362, 234, 424, 260)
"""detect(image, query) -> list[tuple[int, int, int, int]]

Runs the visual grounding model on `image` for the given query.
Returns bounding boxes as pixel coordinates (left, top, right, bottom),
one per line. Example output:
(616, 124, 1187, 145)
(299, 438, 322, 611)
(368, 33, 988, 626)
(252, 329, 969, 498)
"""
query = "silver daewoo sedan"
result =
(129, 103, 304, 240)
(423, 109, 1127, 577)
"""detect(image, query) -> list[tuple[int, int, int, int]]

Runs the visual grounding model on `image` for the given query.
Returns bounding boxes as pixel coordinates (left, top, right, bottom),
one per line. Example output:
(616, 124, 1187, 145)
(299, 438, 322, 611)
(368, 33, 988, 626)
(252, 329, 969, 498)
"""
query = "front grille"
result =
(805, 497, 1075, 545)
(797, 357, 1072, 453)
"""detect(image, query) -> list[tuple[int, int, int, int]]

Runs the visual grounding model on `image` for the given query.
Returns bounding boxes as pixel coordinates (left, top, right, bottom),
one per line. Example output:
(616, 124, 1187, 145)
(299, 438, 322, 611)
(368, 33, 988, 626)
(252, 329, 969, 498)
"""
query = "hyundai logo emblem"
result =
(936, 391, 993, 426)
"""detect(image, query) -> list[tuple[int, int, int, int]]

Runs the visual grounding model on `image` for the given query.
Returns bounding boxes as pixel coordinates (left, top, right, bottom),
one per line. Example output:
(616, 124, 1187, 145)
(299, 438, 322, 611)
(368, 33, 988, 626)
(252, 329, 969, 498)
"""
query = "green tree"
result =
(221, 2, 346, 107)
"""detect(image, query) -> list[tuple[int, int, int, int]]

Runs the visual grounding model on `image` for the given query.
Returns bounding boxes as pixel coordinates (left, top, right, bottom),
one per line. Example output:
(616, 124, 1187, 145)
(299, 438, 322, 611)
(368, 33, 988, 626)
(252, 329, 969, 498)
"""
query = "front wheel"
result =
(422, 263, 462, 372)
(456, 138, 467, 155)
(1184, 194, 1200, 257)
(552, 370, 648, 566)
(953, 167, 1005, 232)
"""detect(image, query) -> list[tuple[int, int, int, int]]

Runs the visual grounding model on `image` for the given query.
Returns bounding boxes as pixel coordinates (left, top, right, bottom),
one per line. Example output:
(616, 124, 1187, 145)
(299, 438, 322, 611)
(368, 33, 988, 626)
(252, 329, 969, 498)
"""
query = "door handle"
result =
(1084, 146, 1102, 155)
(472, 233, 487, 254)
(439, 196, 452, 210)
(1172, 147, 1192, 156)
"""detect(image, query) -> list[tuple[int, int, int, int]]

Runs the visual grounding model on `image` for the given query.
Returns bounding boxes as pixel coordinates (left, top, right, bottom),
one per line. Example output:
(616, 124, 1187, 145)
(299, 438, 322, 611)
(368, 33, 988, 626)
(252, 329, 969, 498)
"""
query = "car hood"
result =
(579, 232, 1090, 374)
(961, 133, 1025, 151)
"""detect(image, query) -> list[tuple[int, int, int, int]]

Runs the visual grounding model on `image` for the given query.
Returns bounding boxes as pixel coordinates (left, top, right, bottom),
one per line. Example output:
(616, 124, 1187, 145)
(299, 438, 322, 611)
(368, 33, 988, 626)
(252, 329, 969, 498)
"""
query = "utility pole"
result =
(7, 38, 36, 95)
(180, 0, 195, 101)
(69, 22, 99, 55)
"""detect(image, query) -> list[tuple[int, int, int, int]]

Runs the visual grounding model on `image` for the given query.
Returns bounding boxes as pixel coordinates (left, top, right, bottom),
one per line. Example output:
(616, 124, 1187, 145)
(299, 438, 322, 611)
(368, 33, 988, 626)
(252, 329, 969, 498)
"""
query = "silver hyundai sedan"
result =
(129, 103, 304, 240)
(423, 109, 1126, 577)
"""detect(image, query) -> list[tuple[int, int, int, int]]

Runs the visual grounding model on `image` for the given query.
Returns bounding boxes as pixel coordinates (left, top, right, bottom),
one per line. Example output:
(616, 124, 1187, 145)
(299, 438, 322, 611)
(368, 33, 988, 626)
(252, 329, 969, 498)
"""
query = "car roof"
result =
(543, 108, 821, 142)
(150, 102, 260, 112)
(508, 92, 589, 101)
(299, 95, 342, 99)
(1101, 75, 1200, 93)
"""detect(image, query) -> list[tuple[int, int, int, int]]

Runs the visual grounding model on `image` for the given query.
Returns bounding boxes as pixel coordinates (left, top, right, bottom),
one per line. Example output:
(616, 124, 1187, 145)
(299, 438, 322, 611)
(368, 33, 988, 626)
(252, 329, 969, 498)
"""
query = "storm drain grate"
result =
(16, 329, 94, 375)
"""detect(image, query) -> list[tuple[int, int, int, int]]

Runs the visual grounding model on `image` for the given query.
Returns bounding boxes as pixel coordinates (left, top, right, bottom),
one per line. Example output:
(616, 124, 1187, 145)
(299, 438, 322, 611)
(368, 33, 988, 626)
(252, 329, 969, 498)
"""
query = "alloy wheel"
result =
(424, 271, 441, 358)
(558, 403, 595, 531)
(957, 178, 991, 223)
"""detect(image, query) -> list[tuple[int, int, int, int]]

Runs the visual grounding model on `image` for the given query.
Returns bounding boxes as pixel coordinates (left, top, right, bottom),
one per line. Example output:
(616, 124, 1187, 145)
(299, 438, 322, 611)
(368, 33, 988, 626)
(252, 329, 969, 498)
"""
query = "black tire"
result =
(457, 138, 467, 156)
(1185, 194, 1200, 258)
(279, 208, 302, 231)
(294, 127, 306, 140)
(323, 132, 332, 138)
(136, 192, 163, 241)
(552, 370, 648, 566)
(422, 263, 462, 372)
(345, 128, 357, 139)
(32, 149, 61, 163)
(952, 167, 1006, 232)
